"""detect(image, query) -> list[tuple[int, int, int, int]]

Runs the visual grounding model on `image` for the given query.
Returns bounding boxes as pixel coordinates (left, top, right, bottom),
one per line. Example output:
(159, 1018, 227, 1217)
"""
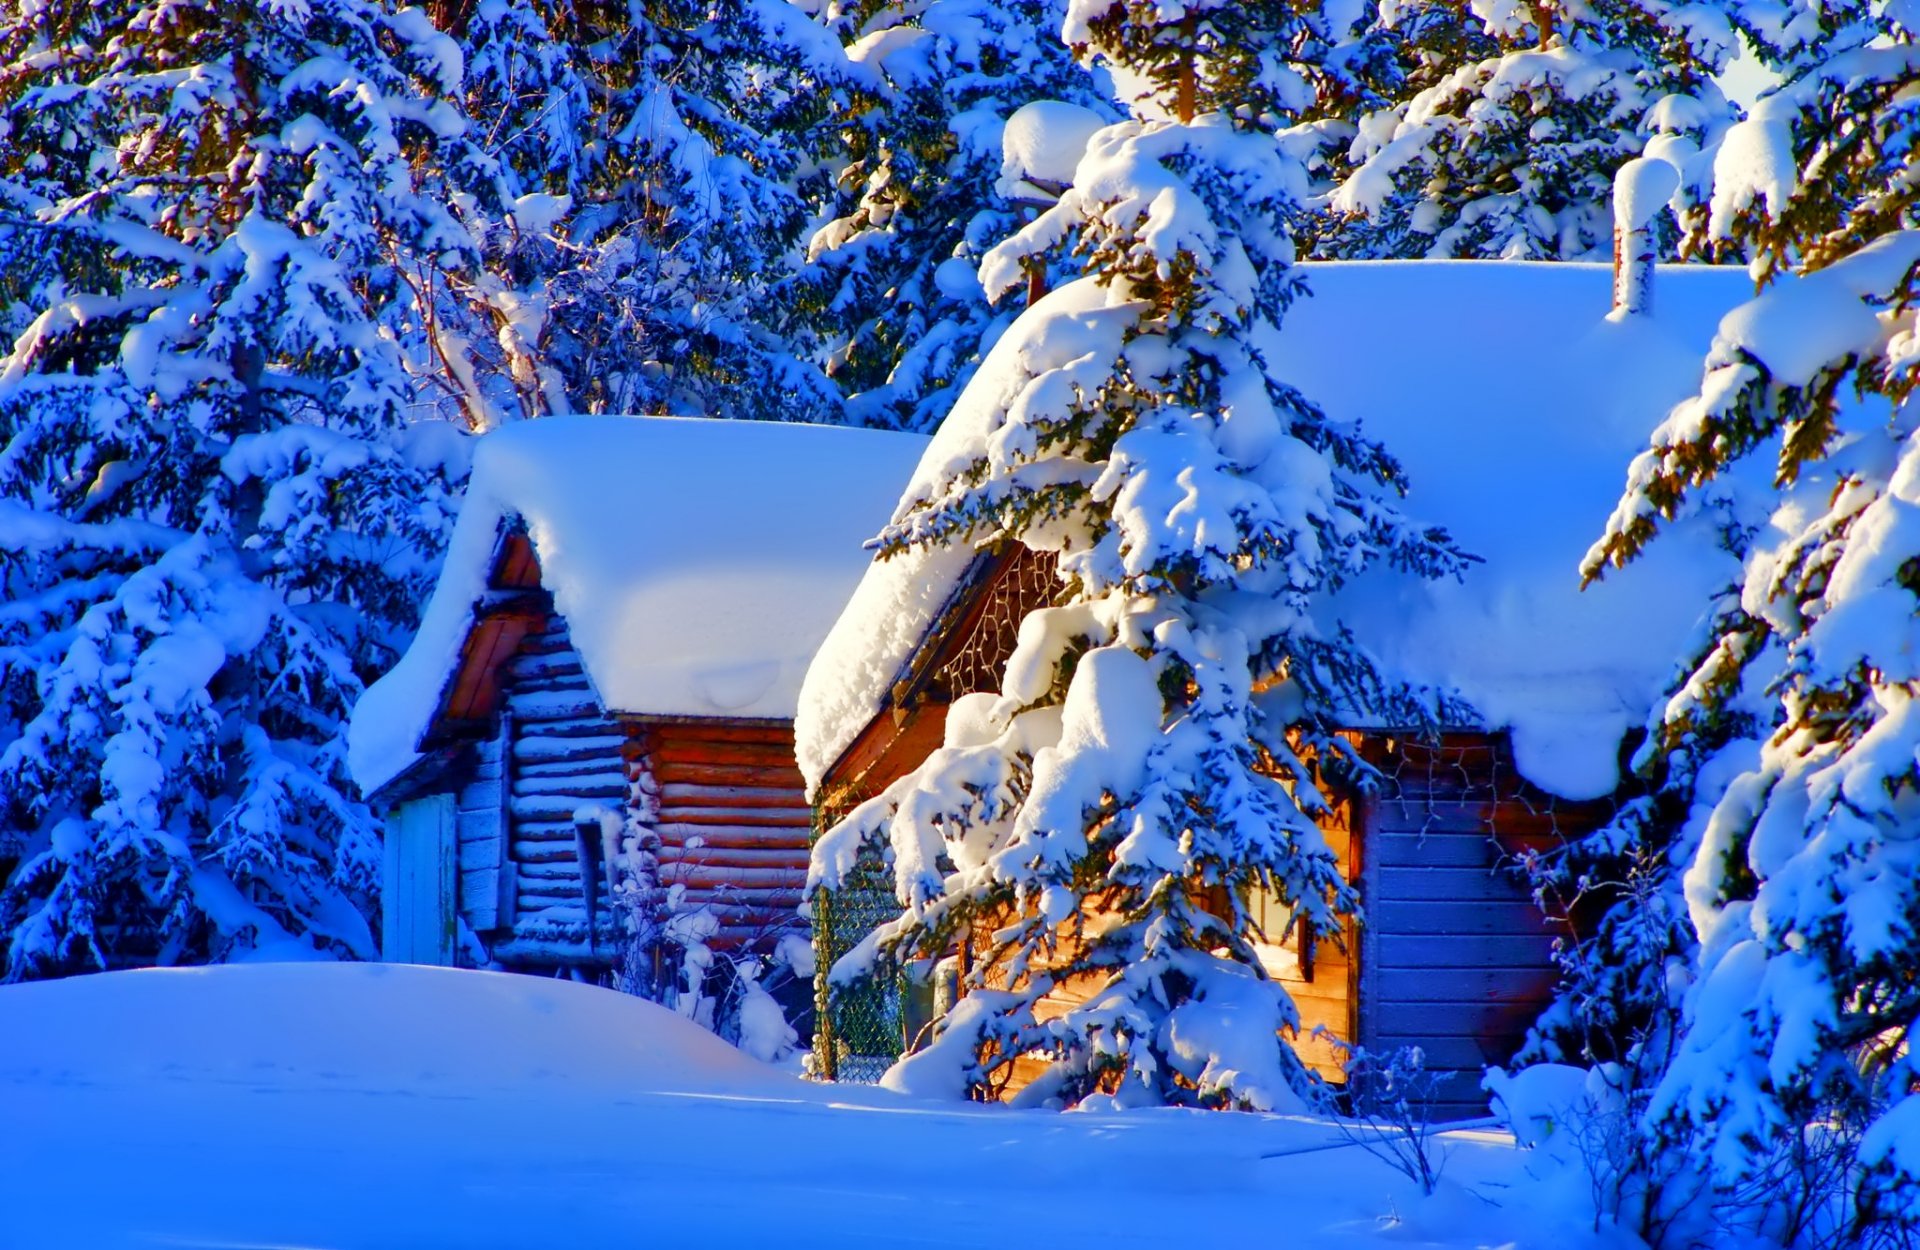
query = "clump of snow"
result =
(1707, 99, 1799, 238)
(1613, 157, 1680, 232)
(997, 99, 1107, 196)
(350, 415, 926, 795)
(800, 262, 1758, 801)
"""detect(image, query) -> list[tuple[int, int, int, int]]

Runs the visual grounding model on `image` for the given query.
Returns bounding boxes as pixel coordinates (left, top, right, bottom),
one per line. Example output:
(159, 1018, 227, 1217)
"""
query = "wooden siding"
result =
(1355, 735, 1601, 1121)
(641, 720, 811, 952)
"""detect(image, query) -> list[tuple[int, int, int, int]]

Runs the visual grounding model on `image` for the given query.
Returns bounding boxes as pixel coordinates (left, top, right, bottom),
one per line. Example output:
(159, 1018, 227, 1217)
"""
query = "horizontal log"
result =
(460, 868, 502, 917)
(458, 834, 502, 872)
(511, 794, 623, 821)
(518, 755, 625, 779)
(645, 722, 795, 746)
(654, 820, 812, 841)
(652, 809, 811, 829)
(515, 725, 628, 750)
(505, 690, 604, 721)
(646, 741, 800, 769)
(510, 840, 578, 864)
(456, 778, 504, 812)
(656, 783, 809, 809)
(653, 829, 810, 852)
(647, 761, 807, 789)
(657, 844, 810, 868)
(512, 776, 626, 801)
(456, 804, 502, 841)
(514, 859, 585, 882)
(656, 865, 804, 890)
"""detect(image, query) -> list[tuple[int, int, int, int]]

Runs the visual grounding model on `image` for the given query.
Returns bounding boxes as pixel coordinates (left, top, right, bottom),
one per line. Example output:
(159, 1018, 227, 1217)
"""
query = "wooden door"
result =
(383, 793, 457, 965)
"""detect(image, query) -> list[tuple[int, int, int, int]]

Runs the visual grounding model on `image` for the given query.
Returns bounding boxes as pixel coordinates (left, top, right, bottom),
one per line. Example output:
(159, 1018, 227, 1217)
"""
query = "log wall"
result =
(638, 721, 811, 952)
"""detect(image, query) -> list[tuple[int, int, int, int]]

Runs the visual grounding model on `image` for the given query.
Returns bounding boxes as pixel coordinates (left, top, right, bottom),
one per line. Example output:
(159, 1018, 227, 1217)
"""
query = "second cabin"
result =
(794, 259, 1756, 1116)
(349, 415, 926, 982)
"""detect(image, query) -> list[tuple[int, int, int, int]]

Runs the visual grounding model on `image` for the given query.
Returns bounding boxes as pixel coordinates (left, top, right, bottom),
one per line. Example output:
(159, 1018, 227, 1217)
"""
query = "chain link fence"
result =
(810, 855, 906, 1083)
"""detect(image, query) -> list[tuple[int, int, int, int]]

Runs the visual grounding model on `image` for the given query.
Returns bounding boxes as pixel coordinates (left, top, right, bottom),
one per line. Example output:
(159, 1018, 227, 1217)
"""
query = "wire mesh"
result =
(810, 857, 905, 1083)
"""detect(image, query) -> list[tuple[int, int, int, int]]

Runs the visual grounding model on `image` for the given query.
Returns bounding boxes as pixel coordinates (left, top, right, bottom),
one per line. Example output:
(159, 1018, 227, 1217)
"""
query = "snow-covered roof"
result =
(350, 415, 928, 796)
(795, 261, 1760, 801)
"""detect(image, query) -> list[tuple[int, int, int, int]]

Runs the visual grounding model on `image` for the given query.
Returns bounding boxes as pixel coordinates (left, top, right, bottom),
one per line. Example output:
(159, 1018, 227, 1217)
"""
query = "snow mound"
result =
(351, 415, 928, 795)
(0, 962, 794, 1096)
(998, 99, 1107, 193)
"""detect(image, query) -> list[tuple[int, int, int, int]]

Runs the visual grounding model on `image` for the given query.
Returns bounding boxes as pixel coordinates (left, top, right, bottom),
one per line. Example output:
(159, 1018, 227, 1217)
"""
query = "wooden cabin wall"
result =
(640, 722, 810, 952)
(490, 614, 631, 963)
(1353, 735, 1598, 1121)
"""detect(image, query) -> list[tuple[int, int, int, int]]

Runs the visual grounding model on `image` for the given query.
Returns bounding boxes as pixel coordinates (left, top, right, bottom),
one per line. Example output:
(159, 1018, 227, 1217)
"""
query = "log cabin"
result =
(348, 415, 926, 981)
(793, 259, 1760, 1116)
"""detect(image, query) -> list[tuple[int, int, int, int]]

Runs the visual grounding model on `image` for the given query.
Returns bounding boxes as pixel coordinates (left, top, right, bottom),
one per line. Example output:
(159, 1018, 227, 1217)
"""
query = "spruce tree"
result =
(0, 0, 476, 976)
(792, 0, 1115, 431)
(811, 0, 1468, 1108)
(1570, 0, 1919, 1234)
(434, 0, 852, 422)
(1312, 0, 1737, 259)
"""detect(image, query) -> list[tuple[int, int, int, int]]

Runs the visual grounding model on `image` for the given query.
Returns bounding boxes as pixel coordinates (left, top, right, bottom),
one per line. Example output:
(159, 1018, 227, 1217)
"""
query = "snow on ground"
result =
(0, 964, 1611, 1250)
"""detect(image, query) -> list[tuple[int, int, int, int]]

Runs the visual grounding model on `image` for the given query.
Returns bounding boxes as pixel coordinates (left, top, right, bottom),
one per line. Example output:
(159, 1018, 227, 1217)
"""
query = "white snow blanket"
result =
(797, 261, 1757, 800)
(351, 415, 927, 795)
(0, 963, 1618, 1247)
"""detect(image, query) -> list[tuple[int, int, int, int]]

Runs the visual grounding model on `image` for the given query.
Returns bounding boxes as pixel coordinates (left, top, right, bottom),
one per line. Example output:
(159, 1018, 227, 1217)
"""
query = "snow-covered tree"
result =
(1312, 0, 1738, 260)
(1570, 0, 1919, 1235)
(435, 0, 852, 422)
(0, 0, 476, 977)
(810, 0, 1468, 1108)
(794, 0, 1116, 431)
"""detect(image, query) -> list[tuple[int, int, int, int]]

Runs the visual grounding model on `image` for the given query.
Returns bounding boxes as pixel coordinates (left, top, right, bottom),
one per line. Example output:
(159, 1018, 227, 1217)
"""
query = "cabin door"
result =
(383, 793, 457, 965)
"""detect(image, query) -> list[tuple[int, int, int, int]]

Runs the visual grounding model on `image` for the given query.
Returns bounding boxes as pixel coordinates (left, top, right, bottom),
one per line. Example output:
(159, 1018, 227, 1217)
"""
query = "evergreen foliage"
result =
(1552, 0, 1919, 1234)
(0, 0, 476, 977)
(432, 0, 852, 422)
(810, 0, 1468, 1108)
(1311, 0, 1738, 259)
(794, 0, 1115, 430)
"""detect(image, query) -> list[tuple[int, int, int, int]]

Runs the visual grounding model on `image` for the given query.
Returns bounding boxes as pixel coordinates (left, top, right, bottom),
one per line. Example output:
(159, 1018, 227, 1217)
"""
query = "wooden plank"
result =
(1373, 966, 1559, 1004)
(1372, 832, 1516, 869)
(1371, 934, 1560, 968)
(1362, 999, 1545, 1042)
(1368, 899, 1555, 936)
(1365, 1033, 1507, 1070)
(1374, 865, 1526, 902)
